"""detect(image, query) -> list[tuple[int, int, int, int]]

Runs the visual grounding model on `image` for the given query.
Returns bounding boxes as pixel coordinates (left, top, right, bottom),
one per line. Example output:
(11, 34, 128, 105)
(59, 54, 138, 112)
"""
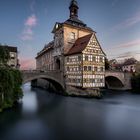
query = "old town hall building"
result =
(36, 0, 105, 91)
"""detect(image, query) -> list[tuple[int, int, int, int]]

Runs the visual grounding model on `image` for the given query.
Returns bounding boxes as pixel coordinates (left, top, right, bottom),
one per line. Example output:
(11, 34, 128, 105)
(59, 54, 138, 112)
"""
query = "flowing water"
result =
(0, 83, 140, 140)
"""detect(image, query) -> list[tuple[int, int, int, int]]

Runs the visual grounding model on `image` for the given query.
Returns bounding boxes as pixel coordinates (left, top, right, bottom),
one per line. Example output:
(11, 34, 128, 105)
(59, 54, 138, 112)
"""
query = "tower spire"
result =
(69, 0, 79, 19)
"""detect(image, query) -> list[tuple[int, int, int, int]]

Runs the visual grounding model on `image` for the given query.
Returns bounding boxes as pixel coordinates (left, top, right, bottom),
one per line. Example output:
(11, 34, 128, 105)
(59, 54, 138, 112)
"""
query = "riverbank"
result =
(0, 68, 23, 112)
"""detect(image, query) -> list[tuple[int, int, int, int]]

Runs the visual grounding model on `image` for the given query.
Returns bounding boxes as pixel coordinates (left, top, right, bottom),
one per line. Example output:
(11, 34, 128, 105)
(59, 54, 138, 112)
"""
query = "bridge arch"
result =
(22, 74, 65, 92)
(105, 76, 124, 89)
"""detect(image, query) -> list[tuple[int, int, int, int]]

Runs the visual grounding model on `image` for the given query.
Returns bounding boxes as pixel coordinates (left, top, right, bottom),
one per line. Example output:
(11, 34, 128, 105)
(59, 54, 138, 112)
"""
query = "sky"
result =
(0, 0, 140, 69)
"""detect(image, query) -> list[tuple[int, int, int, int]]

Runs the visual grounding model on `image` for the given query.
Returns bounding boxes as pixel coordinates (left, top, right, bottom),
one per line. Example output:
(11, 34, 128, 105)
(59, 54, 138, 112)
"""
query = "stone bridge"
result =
(105, 71, 132, 90)
(22, 70, 132, 90)
(22, 70, 65, 89)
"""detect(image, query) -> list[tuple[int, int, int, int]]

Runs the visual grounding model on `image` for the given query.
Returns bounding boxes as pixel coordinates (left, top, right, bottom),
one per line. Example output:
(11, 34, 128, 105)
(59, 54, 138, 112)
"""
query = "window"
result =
(84, 79, 87, 83)
(10, 53, 15, 59)
(67, 66, 70, 71)
(78, 56, 81, 61)
(70, 32, 75, 40)
(78, 66, 81, 71)
(100, 57, 103, 62)
(85, 56, 88, 61)
(94, 67, 97, 71)
(84, 66, 87, 71)
(100, 67, 104, 72)
(88, 66, 92, 71)
(67, 57, 69, 62)
(93, 56, 96, 61)
(90, 79, 93, 83)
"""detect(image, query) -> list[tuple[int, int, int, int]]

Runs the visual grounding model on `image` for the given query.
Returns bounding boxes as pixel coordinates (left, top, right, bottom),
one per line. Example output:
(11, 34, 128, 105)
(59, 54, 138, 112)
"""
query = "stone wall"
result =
(66, 86, 102, 98)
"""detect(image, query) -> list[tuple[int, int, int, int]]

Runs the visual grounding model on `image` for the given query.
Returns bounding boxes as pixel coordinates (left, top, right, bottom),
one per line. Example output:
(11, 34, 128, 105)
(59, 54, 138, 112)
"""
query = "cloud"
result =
(115, 39, 140, 48)
(106, 39, 140, 50)
(116, 51, 140, 60)
(112, 11, 140, 31)
(20, 58, 36, 70)
(25, 14, 37, 27)
(105, 39, 140, 60)
(21, 14, 37, 41)
(107, 50, 140, 60)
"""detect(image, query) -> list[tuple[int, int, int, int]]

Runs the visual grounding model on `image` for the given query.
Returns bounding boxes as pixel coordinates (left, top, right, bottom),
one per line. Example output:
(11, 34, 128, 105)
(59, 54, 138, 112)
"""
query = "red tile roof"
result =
(66, 33, 92, 55)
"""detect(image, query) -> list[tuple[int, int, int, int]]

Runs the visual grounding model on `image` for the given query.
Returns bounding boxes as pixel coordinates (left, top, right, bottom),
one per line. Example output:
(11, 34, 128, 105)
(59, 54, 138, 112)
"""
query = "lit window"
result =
(10, 53, 15, 59)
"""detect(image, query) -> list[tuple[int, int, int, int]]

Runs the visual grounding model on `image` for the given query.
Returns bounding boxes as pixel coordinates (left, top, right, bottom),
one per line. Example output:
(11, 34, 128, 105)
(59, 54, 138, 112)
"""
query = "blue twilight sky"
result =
(0, 0, 140, 69)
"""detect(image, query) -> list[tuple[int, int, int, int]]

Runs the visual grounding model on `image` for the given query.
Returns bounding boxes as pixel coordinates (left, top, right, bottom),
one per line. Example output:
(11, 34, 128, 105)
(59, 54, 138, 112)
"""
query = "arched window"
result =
(55, 58, 60, 70)
(70, 32, 75, 40)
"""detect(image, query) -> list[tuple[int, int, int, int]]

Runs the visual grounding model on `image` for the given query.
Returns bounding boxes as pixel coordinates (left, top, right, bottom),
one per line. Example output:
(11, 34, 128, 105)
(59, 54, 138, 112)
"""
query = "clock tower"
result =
(69, 0, 79, 19)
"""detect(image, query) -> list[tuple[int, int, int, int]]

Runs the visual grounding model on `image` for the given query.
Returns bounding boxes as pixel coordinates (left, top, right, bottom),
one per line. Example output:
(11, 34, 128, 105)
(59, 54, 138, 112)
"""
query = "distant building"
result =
(0, 46, 20, 69)
(36, 0, 105, 89)
(122, 58, 137, 72)
(109, 59, 118, 70)
(7, 46, 20, 69)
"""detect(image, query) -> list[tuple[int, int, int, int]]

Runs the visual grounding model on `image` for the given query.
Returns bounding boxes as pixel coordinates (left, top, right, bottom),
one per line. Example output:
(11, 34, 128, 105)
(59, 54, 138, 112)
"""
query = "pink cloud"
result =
(24, 28, 33, 35)
(20, 59, 36, 70)
(112, 11, 140, 31)
(115, 39, 140, 48)
(105, 39, 140, 60)
(21, 14, 37, 41)
(25, 14, 37, 27)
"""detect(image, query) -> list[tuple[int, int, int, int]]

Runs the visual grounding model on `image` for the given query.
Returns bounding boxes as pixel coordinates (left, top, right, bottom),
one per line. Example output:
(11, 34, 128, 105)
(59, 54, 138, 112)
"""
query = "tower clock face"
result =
(56, 24, 59, 29)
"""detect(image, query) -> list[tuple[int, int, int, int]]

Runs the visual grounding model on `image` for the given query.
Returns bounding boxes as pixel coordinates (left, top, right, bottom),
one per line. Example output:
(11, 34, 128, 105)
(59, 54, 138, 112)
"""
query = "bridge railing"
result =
(21, 70, 61, 74)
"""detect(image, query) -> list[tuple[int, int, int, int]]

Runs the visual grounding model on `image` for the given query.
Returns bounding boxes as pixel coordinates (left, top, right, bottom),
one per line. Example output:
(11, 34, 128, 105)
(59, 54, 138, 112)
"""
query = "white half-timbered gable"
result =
(65, 33, 105, 89)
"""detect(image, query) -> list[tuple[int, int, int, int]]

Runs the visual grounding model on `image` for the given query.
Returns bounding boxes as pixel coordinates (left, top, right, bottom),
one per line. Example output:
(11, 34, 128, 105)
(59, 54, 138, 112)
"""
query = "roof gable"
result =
(66, 34, 92, 55)
(86, 34, 106, 56)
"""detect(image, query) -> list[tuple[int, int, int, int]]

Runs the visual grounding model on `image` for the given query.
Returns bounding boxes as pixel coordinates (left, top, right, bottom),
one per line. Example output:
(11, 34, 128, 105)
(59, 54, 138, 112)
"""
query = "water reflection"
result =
(22, 83, 38, 114)
(0, 84, 140, 140)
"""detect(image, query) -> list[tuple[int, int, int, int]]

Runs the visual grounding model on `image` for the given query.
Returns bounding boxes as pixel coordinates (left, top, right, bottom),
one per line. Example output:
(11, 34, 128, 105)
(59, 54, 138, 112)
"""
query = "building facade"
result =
(122, 58, 138, 73)
(36, 41, 54, 71)
(7, 46, 19, 69)
(0, 45, 19, 69)
(36, 0, 105, 89)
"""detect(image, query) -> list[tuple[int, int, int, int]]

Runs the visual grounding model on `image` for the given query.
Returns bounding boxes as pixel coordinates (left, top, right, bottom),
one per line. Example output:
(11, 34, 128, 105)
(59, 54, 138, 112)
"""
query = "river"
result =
(0, 83, 140, 140)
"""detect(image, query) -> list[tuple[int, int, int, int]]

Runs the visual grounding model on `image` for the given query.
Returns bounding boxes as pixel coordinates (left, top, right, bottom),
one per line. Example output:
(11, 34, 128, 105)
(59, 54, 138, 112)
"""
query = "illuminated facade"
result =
(36, 0, 105, 89)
